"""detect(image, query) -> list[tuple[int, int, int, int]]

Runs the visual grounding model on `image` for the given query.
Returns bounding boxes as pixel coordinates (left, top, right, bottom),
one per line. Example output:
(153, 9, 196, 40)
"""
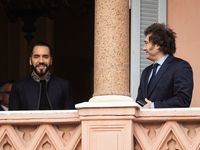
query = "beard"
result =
(32, 62, 51, 77)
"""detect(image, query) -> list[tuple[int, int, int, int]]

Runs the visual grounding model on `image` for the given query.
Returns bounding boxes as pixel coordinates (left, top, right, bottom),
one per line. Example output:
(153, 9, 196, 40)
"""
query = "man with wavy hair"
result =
(136, 23, 193, 108)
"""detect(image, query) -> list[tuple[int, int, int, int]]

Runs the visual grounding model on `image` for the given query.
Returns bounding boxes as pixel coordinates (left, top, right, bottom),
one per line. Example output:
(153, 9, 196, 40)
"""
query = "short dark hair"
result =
(30, 41, 52, 57)
(144, 23, 177, 55)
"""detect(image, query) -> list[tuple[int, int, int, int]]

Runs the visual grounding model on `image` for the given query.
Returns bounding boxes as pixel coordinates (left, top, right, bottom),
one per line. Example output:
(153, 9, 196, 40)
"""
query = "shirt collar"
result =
(31, 72, 51, 83)
(1, 105, 8, 111)
(156, 54, 169, 66)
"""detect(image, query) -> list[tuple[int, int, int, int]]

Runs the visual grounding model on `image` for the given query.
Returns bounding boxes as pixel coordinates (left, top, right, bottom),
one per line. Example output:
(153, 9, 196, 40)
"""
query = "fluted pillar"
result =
(92, 0, 131, 101)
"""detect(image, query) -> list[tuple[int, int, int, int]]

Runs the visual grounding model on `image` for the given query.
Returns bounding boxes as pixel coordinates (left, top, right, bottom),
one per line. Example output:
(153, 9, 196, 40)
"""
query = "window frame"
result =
(130, 0, 167, 100)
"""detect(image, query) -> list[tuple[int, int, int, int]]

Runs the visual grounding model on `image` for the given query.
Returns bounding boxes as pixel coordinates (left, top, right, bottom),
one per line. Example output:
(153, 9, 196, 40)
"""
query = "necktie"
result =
(147, 63, 159, 94)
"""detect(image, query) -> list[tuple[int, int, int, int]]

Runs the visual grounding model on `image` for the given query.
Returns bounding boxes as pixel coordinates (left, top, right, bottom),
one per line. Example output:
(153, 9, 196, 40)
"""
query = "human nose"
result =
(39, 56, 44, 63)
(143, 45, 146, 51)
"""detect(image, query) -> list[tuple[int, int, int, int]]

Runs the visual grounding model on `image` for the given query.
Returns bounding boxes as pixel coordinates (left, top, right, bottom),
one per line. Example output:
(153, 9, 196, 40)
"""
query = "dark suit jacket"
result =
(136, 55, 193, 108)
(9, 74, 74, 110)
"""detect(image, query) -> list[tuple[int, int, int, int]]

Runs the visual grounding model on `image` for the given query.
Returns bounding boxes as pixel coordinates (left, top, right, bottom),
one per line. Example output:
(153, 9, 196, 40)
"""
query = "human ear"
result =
(29, 57, 32, 65)
(50, 57, 53, 65)
(155, 44, 161, 51)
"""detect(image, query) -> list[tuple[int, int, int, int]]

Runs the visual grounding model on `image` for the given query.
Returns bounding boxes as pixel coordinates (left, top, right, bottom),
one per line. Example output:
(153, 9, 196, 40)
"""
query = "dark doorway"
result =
(0, 1, 94, 105)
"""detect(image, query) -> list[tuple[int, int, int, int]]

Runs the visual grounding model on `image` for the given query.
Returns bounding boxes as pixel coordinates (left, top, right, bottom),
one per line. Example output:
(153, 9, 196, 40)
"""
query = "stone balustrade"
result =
(135, 108, 200, 150)
(0, 110, 81, 150)
(1, 106, 200, 150)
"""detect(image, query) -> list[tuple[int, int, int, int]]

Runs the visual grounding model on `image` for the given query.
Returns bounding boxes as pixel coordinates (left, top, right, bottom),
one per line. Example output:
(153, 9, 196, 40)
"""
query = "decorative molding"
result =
(0, 111, 81, 150)
(1, 108, 200, 149)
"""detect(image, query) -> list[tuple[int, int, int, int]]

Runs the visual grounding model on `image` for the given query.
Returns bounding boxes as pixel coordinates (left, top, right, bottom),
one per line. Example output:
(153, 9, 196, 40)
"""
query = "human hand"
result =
(143, 98, 151, 109)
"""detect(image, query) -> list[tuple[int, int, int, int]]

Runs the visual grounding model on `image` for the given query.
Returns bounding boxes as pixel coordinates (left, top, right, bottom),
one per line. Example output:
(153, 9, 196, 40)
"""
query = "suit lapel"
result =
(147, 55, 174, 98)
(144, 65, 153, 98)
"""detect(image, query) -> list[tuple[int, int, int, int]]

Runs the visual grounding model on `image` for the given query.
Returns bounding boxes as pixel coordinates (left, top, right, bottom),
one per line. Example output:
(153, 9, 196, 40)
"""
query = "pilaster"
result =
(76, 102, 140, 150)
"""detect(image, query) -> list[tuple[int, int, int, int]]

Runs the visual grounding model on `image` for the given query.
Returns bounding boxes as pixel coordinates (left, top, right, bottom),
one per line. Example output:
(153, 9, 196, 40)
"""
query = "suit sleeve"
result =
(136, 73, 145, 106)
(136, 83, 143, 101)
(136, 67, 149, 106)
(64, 81, 75, 109)
(9, 83, 21, 110)
(154, 60, 193, 108)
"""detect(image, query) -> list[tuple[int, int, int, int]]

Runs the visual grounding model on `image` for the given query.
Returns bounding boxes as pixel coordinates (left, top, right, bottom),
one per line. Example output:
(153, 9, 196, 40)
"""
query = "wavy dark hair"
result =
(144, 23, 177, 55)
(30, 41, 52, 57)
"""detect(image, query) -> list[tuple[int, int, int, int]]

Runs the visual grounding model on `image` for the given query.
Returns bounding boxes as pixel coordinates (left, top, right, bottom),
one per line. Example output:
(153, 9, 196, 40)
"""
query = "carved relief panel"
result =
(0, 124, 81, 150)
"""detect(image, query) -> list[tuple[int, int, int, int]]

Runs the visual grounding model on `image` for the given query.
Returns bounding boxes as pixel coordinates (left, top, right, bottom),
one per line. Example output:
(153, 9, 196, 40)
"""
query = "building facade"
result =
(0, 0, 200, 149)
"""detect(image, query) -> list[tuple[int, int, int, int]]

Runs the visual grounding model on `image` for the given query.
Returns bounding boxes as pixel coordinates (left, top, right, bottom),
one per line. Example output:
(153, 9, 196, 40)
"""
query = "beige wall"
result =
(168, 0, 200, 107)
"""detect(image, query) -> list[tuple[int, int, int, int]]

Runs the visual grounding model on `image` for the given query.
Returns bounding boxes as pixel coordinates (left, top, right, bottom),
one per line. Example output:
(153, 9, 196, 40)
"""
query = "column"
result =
(92, 0, 131, 101)
(76, 1, 139, 149)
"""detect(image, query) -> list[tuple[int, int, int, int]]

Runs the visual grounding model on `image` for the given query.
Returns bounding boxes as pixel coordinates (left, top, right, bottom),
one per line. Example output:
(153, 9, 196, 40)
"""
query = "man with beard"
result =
(9, 42, 74, 110)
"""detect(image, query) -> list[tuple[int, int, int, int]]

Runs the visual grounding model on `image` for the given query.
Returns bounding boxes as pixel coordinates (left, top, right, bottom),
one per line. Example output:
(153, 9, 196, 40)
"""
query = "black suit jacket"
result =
(9, 74, 74, 110)
(136, 55, 193, 108)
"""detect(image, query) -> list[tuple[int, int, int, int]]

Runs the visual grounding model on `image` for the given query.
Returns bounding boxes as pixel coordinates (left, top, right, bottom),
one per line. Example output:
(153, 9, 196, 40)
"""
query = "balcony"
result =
(1, 103, 200, 150)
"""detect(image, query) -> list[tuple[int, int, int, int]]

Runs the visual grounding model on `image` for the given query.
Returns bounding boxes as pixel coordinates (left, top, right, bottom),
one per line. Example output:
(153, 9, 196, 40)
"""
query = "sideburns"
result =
(149, 45, 155, 51)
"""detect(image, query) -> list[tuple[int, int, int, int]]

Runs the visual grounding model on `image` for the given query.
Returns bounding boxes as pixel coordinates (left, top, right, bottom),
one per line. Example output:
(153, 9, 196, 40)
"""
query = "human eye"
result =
(33, 55, 39, 58)
(43, 55, 49, 59)
(144, 41, 149, 45)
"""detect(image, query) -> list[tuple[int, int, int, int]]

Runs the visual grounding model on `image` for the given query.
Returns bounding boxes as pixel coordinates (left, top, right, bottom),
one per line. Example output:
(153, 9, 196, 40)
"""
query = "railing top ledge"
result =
(0, 110, 80, 125)
(137, 107, 200, 122)
(0, 109, 78, 115)
(140, 107, 200, 112)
